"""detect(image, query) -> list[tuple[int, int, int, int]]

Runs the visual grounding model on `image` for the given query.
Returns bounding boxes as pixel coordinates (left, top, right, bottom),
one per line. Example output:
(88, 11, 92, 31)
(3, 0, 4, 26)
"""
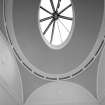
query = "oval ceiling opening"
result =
(39, 0, 74, 50)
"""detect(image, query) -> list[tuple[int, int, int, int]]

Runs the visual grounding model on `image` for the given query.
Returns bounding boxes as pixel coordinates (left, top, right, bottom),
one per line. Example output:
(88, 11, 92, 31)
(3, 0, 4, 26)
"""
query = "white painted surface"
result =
(0, 31, 23, 105)
(97, 45, 105, 101)
(0, 84, 18, 105)
(25, 81, 99, 105)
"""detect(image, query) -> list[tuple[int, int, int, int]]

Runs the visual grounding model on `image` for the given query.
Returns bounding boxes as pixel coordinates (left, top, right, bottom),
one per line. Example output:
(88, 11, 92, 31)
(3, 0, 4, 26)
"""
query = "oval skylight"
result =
(39, 0, 74, 49)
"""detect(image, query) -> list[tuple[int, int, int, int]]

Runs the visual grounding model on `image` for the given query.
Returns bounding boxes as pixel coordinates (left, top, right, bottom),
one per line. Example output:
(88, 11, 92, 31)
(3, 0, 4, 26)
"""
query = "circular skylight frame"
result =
(38, 0, 75, 50)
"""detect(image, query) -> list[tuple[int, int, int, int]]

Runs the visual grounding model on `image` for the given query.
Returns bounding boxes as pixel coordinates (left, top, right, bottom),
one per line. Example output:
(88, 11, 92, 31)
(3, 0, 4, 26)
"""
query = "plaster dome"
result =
(25, 81, 99, 105)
